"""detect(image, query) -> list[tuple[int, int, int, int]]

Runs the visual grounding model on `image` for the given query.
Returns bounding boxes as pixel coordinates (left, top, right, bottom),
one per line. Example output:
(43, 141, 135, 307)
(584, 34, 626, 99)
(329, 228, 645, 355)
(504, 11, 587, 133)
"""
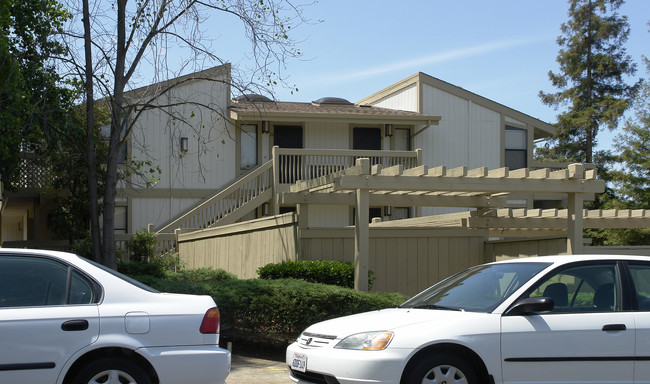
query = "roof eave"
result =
(230, 109, 441, 126)
(358, 72, 557, 139)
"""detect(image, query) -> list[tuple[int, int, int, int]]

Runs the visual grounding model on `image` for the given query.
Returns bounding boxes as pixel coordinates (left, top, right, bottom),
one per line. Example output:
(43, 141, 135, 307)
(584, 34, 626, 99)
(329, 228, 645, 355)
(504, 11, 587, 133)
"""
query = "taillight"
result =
(200, 307, 220, 334)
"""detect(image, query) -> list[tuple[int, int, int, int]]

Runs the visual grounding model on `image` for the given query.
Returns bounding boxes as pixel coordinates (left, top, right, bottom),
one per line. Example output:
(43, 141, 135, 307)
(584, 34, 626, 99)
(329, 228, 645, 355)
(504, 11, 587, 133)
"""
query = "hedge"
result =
(139, 274, 406, 351)
(257, 260, 375, 289)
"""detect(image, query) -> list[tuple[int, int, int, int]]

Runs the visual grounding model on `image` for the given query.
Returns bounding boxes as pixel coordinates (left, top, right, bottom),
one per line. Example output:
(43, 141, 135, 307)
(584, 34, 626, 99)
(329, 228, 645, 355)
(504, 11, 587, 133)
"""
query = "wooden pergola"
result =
(372, 208, 650, 236)
(284, 159, 606, 291)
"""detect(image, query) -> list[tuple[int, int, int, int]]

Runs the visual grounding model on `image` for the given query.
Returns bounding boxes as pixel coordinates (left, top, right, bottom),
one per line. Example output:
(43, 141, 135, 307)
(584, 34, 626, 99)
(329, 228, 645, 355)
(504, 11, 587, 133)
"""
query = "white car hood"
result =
(304, 307, 488, 337)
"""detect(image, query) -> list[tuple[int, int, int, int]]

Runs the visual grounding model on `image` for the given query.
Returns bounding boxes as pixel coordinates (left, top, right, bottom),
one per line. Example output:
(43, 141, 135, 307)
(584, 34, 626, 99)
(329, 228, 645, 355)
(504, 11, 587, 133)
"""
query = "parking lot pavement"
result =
(227, 355, 294, 384)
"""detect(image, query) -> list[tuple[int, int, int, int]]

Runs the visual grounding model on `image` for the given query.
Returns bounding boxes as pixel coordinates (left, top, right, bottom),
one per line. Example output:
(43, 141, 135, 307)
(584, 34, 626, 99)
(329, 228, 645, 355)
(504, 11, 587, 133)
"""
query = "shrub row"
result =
(138, 272, 406, 351)
(257, 260, 375, 289)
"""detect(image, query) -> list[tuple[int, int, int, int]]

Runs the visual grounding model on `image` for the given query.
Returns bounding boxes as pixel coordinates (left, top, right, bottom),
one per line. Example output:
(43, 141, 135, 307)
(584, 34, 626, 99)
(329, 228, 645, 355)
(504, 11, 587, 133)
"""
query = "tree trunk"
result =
(82, 0, 102, 262)
(100, 0, 129, 269)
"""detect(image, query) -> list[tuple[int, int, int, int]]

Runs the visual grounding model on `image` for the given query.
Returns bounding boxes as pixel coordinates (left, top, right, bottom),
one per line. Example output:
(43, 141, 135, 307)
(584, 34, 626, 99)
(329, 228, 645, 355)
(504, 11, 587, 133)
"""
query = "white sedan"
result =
(287, 254, 650, 384)
(0, 248, 230, 384)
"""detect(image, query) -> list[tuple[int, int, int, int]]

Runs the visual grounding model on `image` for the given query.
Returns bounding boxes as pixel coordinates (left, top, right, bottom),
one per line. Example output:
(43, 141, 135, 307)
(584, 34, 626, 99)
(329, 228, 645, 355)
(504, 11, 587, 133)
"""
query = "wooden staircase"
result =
(156, 160, 273, 234)
(155, 148, 422, 235)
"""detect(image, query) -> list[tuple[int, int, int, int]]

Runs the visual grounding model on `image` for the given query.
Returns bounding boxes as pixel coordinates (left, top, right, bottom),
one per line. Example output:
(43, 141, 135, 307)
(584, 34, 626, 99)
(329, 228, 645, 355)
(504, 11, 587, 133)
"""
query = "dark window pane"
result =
(353, 127, 381, 150)
(274, 125, 303, 148)
(70, 270, 95, 304)
(628, 263, 650, 311)
(0, 256, 68, 307)
(505, 149, 527, 169)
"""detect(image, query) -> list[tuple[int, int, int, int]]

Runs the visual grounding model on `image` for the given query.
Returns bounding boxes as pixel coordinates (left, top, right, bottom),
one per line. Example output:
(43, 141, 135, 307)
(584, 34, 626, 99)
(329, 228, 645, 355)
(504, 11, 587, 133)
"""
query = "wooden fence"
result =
(177, 213, 491, 296)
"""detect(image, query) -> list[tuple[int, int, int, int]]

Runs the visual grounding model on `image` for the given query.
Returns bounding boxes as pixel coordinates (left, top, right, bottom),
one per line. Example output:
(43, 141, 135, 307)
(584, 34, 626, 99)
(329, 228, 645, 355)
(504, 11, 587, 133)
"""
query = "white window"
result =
(114, 206, 128, 234)
(393, 128, 411, 151)
(505, 126, 527, 170)
(240, 124, 258, 171)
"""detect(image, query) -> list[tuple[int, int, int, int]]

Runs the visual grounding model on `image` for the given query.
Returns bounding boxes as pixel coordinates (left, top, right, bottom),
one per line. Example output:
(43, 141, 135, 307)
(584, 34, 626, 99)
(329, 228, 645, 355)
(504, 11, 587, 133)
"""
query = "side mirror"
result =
(504, 297, 554, 316)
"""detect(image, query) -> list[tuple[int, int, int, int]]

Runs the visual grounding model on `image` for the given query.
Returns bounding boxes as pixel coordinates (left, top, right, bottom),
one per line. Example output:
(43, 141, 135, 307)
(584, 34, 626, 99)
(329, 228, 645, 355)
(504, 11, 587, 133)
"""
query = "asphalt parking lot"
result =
(227, 355, 293, 384)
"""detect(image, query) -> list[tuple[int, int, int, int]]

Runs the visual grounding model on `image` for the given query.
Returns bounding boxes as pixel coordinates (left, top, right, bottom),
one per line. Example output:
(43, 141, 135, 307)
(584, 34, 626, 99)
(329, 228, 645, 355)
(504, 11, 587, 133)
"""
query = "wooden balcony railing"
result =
(273, 147, 422, 186)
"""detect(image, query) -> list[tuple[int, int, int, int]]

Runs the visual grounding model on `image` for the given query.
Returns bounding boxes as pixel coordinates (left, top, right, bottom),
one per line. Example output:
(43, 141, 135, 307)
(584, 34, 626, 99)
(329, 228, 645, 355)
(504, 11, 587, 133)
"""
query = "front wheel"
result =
(71, 356, 152, 384)
(403, 353, 477, 384)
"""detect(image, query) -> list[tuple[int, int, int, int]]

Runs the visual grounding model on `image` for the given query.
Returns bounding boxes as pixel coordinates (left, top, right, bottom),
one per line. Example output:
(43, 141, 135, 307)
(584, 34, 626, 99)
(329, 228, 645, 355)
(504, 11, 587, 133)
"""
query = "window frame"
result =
(504, 125, 528, 170)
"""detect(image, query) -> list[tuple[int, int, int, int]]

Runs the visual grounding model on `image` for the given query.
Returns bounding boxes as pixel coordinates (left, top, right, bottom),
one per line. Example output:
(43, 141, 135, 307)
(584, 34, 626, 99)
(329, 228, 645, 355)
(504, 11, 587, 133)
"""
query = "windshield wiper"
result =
(409, 304, 463, 311)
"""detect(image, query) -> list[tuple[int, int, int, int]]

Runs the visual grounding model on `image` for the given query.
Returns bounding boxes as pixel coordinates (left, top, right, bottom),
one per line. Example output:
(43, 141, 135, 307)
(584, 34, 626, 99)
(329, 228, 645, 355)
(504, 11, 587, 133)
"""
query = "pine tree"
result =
(538, 0, 640, 164)
(610, 58, 650, 208)
(585, 57, 650, 246)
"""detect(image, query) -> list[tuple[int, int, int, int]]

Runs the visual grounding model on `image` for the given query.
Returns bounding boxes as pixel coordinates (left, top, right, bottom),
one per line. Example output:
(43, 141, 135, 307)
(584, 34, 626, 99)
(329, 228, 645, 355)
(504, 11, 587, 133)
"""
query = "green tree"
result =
(0, 0, 71, 189)
(610, 58, 650, 207)
(586, 56, 650, 246)
(45, 103, 110, 244)
(538, 0, 640, 164)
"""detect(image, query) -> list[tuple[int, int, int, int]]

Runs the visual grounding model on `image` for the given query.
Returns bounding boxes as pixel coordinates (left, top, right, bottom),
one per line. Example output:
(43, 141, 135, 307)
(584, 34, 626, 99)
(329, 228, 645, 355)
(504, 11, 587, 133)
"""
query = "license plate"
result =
(291, 352, 307, 372)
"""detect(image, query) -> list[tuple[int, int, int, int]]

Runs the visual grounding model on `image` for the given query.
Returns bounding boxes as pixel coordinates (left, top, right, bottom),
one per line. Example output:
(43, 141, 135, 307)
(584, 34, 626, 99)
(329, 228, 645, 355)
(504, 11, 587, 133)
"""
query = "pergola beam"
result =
(334, 174, 605, 194)
(281, 192, 507, 207)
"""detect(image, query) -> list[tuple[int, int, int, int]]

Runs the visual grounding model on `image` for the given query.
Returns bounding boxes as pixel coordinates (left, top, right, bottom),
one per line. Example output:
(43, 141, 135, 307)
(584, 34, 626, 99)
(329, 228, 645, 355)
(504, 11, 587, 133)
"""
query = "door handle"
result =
(61, 319, 89, 331)
(602, 324, 626, 331)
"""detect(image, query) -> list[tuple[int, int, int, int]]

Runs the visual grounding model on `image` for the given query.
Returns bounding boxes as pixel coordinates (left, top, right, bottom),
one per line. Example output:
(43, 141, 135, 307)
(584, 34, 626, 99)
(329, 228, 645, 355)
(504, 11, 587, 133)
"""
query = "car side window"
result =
(627, 263, 650, 311)
(70, 270, 96, 304)
(527, 263, 620, 313)
(0, 255, 97, 307)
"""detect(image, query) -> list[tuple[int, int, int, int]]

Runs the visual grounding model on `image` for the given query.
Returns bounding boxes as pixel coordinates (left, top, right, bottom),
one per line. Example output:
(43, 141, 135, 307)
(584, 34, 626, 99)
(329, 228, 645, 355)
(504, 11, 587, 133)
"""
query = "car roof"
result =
(0, 248, 84, 263)
(493, 254, 650, 266)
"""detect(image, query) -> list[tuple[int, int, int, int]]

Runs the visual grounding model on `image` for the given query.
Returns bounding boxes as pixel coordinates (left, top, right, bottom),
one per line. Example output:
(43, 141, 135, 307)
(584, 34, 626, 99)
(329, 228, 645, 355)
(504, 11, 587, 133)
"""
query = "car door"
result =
(0, 254, 100, 383)
(625, 262, 650, 383)
(501, 261, 635, 384)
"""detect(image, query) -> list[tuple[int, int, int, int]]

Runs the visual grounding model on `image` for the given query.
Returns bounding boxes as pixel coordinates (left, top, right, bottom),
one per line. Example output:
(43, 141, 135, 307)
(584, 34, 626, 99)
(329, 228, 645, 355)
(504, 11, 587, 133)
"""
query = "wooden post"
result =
(354, 158, 370, 292)
(272, 146, 280, 215)
(567, 192, 584, 254)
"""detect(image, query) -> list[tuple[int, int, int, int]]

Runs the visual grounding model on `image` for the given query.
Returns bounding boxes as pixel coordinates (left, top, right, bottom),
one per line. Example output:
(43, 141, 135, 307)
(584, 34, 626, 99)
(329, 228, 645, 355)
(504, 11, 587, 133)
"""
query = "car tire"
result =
(70, 356, 152, 384)
(403, 352, 477, 384)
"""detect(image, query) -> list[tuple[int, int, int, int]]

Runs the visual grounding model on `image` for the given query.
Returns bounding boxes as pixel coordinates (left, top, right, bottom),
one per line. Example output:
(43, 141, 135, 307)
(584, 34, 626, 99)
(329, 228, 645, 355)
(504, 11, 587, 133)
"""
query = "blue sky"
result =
(247, 0, 648, 132)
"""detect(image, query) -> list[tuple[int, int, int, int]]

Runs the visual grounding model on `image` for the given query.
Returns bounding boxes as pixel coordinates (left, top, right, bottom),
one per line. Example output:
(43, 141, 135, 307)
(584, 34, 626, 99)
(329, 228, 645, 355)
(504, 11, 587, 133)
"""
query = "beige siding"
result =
(417, 86, 501, 217)
(127, 70, 235, 231)
(307, 206, 350, 227)
(417, 83, 500, 170)
(131, 197, 207, 230)
(369, 83, 419, 112)
(303, 122, 352, 227)
(304, 122, 349, 149)
(468, 102, 501, 169)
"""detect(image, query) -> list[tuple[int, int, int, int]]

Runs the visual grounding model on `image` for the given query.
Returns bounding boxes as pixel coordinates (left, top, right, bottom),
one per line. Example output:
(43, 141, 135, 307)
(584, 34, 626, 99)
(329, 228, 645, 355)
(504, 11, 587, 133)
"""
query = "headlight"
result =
(334, 331, 394, 350)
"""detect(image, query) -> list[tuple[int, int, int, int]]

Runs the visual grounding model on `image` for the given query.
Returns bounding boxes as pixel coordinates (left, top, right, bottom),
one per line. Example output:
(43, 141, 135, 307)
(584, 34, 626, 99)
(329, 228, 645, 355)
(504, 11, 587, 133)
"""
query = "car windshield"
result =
(400, 262, 550, 313)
